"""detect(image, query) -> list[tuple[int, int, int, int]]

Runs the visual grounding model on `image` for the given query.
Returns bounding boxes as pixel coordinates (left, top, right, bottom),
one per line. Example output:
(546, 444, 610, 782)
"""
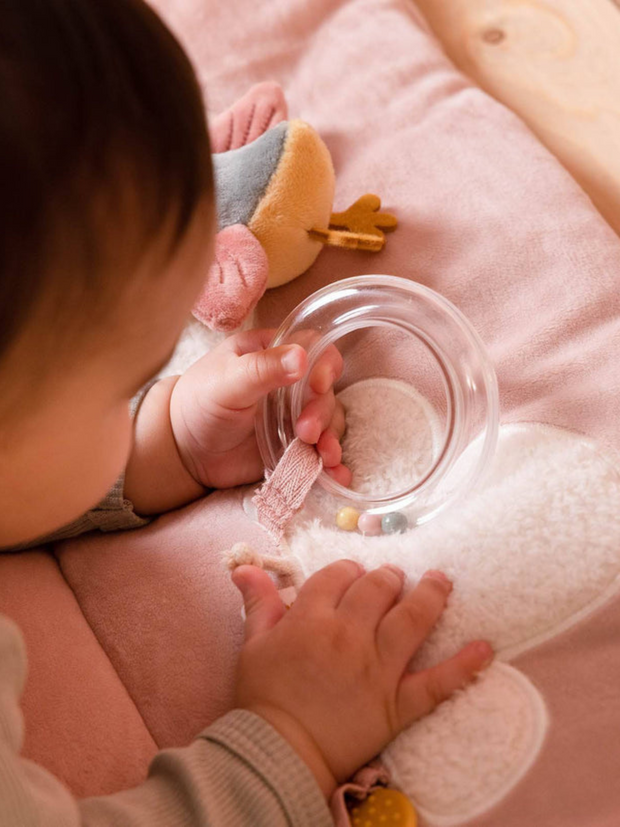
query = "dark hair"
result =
(0, 0, 213, 362)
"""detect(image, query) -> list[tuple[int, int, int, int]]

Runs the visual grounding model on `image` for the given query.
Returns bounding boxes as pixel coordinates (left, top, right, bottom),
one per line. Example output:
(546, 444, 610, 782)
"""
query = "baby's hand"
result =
(170, 329, 351, 489)
(232, 562, 493, 797)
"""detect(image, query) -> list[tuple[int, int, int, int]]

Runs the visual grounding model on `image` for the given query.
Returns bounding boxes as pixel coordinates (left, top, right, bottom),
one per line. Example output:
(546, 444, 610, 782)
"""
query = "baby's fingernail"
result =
(423, 570, 453, 590)
(475, 641, 494, 669)
(281, 346, 303, 376)
(384, 564, 405, 580)
(343, 559, 365, 574)
(317, 365, 336, 393)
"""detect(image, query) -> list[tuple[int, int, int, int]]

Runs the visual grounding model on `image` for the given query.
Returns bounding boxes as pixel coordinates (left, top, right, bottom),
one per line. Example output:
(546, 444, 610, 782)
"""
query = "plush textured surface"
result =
(384, 663, 549, 826)
(245, 383, 620, 823)
(284, 383, 620, 823)
(3, 1, 620, 824)
(213, 122, 288, 229)
(198, 117, 335, 329)
(209, 80, 288, 153)
(192, 223, 268, 331)
(249, 119, 335, 288)
(0, 551, 157, 795)
(55, 492, 272, 752)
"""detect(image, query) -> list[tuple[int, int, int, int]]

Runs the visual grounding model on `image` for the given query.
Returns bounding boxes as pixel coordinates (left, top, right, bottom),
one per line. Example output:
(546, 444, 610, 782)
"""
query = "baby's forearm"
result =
(124, 376, 207, 516)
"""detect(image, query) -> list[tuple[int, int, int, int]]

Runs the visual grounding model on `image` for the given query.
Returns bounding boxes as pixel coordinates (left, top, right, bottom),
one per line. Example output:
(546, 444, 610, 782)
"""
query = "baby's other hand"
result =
(170, 329, 351, 489)
(232, 562, 493, 798)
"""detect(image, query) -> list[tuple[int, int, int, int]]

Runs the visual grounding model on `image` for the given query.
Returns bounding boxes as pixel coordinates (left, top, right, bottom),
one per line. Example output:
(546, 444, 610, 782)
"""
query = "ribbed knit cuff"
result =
(200, 710, 334, 827)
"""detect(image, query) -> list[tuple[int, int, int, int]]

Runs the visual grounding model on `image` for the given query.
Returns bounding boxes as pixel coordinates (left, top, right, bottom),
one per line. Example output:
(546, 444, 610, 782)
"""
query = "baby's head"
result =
(0, 0, 214, 545)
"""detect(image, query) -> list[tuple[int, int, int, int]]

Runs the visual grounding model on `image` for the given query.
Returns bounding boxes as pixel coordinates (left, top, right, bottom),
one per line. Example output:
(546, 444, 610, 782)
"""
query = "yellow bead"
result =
(346, 789, 417, 827)
(336, 506, 360, 531)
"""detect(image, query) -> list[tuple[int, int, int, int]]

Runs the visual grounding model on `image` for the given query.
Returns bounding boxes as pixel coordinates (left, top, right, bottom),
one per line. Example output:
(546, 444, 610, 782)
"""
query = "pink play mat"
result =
(2, 2, 620, 825)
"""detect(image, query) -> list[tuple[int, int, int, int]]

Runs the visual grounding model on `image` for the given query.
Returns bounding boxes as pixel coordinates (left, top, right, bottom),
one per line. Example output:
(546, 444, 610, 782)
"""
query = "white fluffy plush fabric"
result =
(170, 338, 620, 824)
(383, 663, 548, 826)
(260, 378, 620, 824)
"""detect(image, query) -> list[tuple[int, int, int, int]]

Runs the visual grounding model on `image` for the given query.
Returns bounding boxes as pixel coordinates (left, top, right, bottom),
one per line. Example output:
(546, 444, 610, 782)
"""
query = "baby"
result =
(0, 1, 493, 825)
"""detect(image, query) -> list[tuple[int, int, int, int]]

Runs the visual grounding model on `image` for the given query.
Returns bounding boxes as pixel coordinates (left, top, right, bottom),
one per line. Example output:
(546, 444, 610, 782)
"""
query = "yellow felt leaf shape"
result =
(309, 193, 397, 252)
(329, 193, 398, 239)
(307, 226, 384, 251)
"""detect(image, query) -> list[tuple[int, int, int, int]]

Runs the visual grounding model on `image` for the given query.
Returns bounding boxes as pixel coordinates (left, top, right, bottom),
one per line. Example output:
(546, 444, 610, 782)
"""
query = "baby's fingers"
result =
(224, 344, 306, 409)
(376, 571, 453, 673)
(316, 400, 346, 467)
(294, 559, 365, 612)
(296, 392, 336, 444)
(324, 464, 353, 487)
(316, 429, 341, 468)
(307, 344, 344, 395)
(397, 640, 494, 725)
(297, 390, 345, 450)
(232, 565, 286, 641)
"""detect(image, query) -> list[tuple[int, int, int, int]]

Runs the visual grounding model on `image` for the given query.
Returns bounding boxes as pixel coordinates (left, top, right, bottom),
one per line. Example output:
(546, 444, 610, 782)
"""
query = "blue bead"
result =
(381, 512, 408, 534)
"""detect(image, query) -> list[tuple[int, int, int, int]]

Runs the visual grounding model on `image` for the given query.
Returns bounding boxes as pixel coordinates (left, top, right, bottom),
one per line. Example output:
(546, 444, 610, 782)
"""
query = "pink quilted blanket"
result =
(2, 2, 619, 825)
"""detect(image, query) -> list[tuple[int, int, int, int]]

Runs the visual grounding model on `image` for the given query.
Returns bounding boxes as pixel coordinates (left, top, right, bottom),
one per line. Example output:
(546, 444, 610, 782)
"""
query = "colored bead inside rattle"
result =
(336, 506, 360, 531)
(358, 512, 383, 536)
(336, 509, 410, 535)
(381, 511, 409, 534)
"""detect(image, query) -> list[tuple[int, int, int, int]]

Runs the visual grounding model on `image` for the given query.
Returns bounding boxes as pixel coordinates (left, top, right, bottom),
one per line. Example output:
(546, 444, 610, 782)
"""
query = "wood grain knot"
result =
(481, 27, 506, 45)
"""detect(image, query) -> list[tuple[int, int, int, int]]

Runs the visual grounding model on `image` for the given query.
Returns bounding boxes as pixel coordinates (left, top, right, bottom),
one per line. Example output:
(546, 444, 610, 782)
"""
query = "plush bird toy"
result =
(193, 82, 397, 332)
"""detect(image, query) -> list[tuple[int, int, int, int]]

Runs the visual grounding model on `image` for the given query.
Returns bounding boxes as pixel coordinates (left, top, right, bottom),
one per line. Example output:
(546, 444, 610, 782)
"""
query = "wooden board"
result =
(414, 0, 620, 236)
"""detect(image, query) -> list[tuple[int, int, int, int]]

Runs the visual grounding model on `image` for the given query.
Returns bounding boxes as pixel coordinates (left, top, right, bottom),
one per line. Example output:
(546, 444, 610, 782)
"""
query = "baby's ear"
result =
(192, 225, 268, 332)
(209, 81, 288, 153)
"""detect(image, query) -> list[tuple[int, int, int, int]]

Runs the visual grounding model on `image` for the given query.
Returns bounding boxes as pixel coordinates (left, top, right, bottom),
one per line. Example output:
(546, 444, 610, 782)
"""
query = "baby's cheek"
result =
(51, 404, 133, 525)
(93, 405, 134, 495)
(57, 406, 134, 536)
(0, 404, 134, 547)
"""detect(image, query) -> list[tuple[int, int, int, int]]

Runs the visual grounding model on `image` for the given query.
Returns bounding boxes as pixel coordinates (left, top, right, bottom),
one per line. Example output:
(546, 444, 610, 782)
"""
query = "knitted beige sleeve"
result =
(0, 615, 334, 827)
(30, 468, 150, 544)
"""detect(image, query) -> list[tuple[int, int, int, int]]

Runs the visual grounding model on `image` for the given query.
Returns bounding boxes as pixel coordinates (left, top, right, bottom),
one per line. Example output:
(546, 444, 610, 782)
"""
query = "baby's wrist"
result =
(243, 703, 338, 799)
(125, 376, 206, 515)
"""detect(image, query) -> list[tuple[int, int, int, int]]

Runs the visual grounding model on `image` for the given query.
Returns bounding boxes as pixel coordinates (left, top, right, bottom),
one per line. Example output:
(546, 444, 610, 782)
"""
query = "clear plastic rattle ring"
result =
(255, 275, 499, 528)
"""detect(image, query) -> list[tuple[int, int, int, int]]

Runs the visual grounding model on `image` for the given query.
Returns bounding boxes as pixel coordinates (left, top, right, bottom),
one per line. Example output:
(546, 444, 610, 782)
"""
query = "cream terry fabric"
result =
(0, 615, 332, 827)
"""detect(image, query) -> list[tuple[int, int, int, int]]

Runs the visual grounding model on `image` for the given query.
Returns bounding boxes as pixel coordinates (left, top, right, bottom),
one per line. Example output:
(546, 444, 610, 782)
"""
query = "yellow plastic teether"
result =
(347, 788, 417, 827)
